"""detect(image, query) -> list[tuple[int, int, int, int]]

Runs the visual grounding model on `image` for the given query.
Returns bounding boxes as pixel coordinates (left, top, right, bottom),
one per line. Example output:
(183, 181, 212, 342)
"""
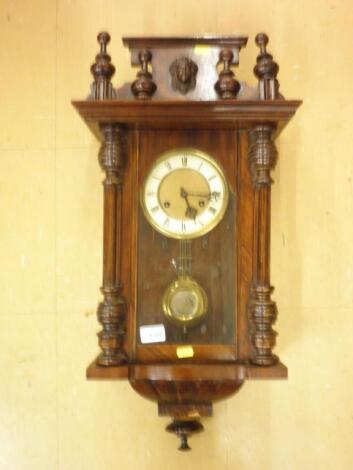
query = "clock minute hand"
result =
(187, 191, 221, 201)
(186, 191, 210, 199)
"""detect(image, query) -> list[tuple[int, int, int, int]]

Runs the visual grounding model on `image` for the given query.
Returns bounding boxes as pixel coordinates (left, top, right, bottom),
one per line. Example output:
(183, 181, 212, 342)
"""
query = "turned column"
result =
(88, 32, 126, 365)
(247, 124, 278, 366)
(96, 124, 127, 366)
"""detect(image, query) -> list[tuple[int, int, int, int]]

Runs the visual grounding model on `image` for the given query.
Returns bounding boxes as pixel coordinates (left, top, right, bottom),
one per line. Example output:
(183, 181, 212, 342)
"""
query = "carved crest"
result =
(169, 57, 198, 95)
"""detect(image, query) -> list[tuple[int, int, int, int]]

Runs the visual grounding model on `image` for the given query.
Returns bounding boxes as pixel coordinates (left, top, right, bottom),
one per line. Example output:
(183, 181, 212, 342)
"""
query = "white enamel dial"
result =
(141, 148, 229, 239)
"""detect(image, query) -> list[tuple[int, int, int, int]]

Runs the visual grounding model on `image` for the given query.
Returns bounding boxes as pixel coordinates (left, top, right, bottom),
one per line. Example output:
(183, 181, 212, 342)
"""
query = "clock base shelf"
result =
(86, 359, 129, 380)
(86, 358, 288, 381)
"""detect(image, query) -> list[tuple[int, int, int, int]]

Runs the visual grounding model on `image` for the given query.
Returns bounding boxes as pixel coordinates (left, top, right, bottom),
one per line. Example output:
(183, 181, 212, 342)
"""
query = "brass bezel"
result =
(140, 148, 229, 240)
(162, 275, 208, 327)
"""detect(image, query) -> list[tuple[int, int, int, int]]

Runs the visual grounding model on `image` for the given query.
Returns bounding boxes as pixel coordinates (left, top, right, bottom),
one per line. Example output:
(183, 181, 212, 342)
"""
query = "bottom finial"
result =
(166, 419, 204, 451)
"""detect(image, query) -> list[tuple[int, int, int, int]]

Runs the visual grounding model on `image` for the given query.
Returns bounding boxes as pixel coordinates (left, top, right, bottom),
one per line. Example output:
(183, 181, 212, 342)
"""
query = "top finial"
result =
(89, 31, 116, 100)
(131, 49, 156, 100)
(214, 49, 240, 99)
(254, 32, 280, 100)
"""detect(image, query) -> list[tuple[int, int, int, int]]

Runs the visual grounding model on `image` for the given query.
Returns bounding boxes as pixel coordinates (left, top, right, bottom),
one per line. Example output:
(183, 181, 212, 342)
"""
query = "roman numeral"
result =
(165, 161, 172, 171)
(181, 221, 186, 232)
(208, 175, 216, 181)
(151, 206, 159, 213)
(208, 206, 216, 214)
(181, 156, 188, 167)
(163, 217, 170, 227)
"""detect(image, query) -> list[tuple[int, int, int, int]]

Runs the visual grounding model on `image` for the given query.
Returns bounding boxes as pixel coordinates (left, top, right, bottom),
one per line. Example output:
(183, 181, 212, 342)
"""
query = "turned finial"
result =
(166, 419, 203, 451)
(215, 49, 240, 99)
(131, 49, 156, 99)
(97, 31, 110, 54)
(89, 31, 116, 100)
(256, 32, 269, 54)
(254, 33, 280, 100)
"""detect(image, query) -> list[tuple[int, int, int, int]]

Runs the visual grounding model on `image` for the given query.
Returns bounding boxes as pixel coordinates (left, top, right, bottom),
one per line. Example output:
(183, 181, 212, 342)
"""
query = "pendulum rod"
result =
(178, 239, 192, 277)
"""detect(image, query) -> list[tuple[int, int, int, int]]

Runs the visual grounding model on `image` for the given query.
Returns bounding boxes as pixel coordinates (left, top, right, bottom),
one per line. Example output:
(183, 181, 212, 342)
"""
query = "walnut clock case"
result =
(73, 32, 301, 451)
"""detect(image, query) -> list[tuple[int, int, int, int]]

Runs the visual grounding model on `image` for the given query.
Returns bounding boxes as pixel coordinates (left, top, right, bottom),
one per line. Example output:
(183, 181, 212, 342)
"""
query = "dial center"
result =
(158, 169, 210, 220)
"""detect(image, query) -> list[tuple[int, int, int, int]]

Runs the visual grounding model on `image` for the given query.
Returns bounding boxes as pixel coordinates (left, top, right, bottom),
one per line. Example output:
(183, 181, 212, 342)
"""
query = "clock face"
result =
(141, 148, 229, 239)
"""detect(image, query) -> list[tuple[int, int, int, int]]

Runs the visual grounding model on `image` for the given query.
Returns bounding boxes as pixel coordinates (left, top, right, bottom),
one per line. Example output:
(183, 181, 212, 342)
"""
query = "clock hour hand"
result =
(180, 187, 198, 219)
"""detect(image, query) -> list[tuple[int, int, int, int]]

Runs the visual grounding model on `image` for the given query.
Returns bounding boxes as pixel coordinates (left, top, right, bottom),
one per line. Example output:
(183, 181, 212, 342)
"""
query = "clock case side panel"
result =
(133, 128, 239, 363)
(122, 129, 139, 360)
(236, 130, 254, 361)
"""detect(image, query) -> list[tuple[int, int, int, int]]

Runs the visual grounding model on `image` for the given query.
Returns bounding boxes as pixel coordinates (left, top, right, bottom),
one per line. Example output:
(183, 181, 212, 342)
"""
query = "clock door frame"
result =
(128, 127, 241, 363)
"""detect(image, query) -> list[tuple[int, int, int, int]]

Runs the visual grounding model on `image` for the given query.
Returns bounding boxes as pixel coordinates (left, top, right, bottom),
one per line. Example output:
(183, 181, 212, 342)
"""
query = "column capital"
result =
(248, 124, 278, 188)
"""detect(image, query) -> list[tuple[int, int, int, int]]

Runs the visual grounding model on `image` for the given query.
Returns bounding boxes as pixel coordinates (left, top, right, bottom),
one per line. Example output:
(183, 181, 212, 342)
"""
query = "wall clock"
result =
(73, 32, 301, 450)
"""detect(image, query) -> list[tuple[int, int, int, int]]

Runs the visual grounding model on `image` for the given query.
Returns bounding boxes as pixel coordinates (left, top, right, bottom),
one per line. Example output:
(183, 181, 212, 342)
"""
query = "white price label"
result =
(140, 324, 166, 344)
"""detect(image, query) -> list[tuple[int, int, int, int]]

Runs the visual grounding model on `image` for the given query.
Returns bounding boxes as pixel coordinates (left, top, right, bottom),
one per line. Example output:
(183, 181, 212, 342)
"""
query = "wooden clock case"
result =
(73, 32, 301, 450)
